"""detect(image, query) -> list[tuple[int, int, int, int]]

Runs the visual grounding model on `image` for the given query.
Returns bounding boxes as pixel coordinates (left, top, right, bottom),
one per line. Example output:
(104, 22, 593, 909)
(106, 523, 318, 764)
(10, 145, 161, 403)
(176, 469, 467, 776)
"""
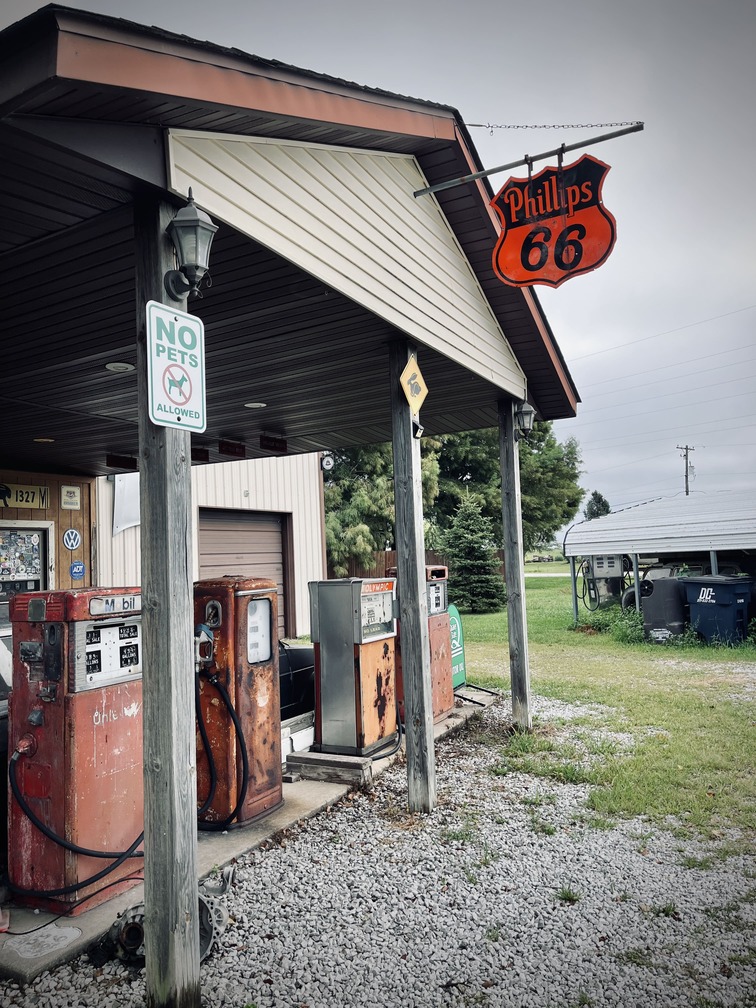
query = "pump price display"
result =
(84, 621, 142, 685)
(360, 580, 395, 640)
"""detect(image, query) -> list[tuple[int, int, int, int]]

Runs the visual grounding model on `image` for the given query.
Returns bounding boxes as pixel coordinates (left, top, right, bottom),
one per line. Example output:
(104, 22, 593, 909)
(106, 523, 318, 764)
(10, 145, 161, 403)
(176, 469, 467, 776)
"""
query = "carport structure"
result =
(1, 6, 579, 1005)
(563, 491, 756, 618)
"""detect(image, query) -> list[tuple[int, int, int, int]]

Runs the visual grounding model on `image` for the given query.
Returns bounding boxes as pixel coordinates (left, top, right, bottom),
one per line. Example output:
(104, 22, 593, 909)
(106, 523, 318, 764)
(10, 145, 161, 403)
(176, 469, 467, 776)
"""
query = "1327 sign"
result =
(490, 154, 616, 288)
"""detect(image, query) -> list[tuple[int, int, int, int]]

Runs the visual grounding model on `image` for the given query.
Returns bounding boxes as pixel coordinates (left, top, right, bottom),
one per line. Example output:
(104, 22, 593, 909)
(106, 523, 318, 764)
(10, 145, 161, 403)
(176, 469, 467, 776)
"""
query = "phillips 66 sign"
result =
(490, 154, 616, 288)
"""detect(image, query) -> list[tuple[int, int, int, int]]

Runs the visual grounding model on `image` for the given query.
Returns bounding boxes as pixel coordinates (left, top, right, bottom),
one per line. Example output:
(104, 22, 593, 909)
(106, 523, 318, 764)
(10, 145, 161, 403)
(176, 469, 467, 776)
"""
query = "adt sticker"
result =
(70, 561, 85, 580)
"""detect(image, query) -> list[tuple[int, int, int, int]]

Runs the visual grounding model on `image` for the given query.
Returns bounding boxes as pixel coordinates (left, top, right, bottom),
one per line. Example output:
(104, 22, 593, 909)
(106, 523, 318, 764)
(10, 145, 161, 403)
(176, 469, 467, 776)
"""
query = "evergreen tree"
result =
(441, 496, 506, 613)
(324, 442, 439, 576)
(584, 490, 611, 520)
(430, 423, 583, 552)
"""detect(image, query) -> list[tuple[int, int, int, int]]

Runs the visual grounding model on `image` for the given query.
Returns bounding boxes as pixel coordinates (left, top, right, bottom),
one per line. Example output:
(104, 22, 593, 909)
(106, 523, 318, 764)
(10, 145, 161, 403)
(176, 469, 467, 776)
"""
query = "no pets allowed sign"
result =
(146, 301, 206, 432)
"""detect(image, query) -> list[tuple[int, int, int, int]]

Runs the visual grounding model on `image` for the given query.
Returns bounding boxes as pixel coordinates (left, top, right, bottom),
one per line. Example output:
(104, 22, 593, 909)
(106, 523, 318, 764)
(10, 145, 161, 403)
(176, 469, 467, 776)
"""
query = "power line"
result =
(574, 370, 756, 413)
(570, 389, 755, 428)
(560, 413, 756, 450)
(579, 343, 756, 390)
(570, 305, 756, 361)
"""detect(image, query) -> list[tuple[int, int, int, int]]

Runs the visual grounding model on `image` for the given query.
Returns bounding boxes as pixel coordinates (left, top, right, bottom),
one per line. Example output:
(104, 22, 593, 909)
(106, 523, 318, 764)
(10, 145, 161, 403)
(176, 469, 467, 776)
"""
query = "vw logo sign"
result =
(63, 528, 82, 551)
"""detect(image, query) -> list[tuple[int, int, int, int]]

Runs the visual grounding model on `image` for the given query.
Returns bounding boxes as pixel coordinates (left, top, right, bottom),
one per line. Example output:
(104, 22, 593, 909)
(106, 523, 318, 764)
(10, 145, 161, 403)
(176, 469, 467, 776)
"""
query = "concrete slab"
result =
(0, 687, 495, 985)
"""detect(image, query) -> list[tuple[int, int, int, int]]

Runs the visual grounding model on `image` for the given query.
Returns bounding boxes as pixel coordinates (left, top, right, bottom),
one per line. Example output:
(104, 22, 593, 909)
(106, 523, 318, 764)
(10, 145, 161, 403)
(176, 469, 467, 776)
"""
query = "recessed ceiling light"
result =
(33, 437, 55, 443)
(244, 402, 267, 409)
(105, 362, 135, 373)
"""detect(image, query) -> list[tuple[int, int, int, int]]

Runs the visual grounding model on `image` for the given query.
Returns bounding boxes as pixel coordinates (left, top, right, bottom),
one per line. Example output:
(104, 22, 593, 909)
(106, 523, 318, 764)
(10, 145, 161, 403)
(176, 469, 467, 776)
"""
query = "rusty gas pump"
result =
(308, 578, 399, 756)
(389, 565, 454, 724)
(193, 576, 283, 828)
(7, 588, 144, 913)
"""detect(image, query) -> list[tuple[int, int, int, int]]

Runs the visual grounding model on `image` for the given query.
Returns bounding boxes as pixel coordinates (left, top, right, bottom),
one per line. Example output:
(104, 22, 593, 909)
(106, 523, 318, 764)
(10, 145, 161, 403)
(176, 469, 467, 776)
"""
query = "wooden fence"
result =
(329, 549, 506, 580)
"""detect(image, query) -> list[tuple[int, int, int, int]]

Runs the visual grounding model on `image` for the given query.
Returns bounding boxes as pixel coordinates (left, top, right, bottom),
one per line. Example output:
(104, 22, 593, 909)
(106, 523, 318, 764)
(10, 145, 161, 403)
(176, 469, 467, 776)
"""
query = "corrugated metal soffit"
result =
(167, 131, 526, 399)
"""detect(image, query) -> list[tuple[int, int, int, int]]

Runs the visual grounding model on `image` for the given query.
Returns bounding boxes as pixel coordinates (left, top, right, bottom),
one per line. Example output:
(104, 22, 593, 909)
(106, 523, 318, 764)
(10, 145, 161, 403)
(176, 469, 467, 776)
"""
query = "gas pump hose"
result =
(195, 671, 218, 817)
(7, 750, 144, 899)
(195, 669, 251, 831)
(8, 750, 144, 862)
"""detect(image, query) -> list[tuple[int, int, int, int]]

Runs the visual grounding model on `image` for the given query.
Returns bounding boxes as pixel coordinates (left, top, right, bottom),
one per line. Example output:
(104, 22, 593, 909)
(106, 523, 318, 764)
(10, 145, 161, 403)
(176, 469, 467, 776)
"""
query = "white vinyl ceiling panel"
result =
(168, 130, 526, 399)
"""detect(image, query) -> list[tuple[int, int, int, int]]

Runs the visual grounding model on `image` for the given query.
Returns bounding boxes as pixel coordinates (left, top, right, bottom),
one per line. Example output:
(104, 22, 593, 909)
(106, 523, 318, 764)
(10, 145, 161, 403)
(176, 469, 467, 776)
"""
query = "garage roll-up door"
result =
(198, 509, 286, 635)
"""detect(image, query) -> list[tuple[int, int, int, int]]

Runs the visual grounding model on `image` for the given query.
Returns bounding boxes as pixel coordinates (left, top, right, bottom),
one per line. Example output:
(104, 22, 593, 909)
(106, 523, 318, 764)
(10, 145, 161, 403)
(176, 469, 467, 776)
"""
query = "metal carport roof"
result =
(562, 491, 756, 557)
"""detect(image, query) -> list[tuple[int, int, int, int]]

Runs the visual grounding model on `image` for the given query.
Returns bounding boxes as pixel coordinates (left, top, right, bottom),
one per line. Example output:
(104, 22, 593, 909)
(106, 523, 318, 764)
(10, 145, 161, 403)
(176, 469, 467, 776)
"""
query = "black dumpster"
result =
(679, 575, 753, 644)
(641, 578, 685, 642)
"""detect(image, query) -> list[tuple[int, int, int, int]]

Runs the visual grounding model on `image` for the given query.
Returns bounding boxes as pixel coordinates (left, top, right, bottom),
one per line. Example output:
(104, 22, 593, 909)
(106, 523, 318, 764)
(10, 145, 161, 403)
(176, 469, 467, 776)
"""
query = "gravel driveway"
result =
(2, 694, 754, 1008)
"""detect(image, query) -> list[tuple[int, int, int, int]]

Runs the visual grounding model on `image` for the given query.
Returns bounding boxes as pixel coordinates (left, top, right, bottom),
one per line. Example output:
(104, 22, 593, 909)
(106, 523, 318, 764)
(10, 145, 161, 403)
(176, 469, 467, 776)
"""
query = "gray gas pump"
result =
(309, 578, 399, 756)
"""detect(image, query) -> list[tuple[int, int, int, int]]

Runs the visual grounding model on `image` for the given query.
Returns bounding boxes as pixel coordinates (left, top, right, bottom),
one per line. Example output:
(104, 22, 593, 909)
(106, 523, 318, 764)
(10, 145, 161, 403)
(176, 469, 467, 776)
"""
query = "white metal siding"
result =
(96, 454, 325, 636)
(167, 131, 527, 398)
(563, 491, 756, 557)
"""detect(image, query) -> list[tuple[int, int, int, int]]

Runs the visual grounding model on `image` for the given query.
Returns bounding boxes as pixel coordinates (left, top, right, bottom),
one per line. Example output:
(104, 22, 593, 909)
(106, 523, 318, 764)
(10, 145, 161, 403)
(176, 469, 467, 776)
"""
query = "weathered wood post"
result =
(134, 195, 201, 1008)
(498, 399, 532, 730)
(389, 340, 436, 812)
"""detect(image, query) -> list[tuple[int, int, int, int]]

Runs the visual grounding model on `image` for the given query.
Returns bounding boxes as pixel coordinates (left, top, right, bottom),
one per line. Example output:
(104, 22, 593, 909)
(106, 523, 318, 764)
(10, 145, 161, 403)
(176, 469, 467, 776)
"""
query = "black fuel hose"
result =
(195, 670, 218, 817)
(195, 669, 251, 831)
(6, 835, 144, 899)
(8, 750, 144, 860)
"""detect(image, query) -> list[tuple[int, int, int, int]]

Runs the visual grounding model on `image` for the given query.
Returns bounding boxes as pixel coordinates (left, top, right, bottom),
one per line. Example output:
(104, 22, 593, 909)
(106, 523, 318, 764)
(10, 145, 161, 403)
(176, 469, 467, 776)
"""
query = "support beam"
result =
(498, 401, 532, 731)
(389, 340, 436, 813)
(135, 196, 201, 1008)
(632, 554, 641, 611)
(569, 556, 579, 624)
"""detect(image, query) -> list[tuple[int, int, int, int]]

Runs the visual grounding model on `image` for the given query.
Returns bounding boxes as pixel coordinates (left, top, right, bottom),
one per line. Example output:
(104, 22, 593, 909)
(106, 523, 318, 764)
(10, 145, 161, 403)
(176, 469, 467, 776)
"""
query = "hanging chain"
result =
(467, 121, 642, 133)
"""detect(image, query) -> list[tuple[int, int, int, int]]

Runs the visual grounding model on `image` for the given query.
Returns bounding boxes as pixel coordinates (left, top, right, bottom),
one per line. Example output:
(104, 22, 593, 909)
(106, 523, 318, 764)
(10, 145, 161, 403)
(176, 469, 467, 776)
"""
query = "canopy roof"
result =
(562, 491, 756, 558)
(1, 5, 579, 477)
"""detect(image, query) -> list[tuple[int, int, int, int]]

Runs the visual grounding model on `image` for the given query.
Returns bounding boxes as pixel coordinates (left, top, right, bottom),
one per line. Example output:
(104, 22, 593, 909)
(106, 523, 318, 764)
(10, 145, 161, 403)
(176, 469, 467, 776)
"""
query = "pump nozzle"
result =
(15, 733, 38, 757)
(194, 624, 214, 669)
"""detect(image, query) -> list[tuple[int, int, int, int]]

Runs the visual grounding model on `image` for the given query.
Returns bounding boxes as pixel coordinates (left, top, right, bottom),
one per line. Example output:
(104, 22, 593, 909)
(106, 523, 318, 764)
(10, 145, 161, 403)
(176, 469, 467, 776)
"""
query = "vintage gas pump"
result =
(309, 578, 399, 756)
(390, 566, 454, 724)
(193, 576, 283, 828)
(7, 588, 144, 914)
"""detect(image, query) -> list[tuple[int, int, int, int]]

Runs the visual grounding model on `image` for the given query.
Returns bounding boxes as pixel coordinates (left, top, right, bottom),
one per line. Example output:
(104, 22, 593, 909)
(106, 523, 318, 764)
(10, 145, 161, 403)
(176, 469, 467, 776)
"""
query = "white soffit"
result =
(168, 130, 526, 399)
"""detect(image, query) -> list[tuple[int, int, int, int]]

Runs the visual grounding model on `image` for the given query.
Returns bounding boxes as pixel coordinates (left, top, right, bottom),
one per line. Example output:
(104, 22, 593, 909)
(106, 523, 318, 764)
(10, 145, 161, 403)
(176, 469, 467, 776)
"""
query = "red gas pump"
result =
(193, 577, 283, 828)
(390, 566, 454, 724)
(7, 588, 144, 914)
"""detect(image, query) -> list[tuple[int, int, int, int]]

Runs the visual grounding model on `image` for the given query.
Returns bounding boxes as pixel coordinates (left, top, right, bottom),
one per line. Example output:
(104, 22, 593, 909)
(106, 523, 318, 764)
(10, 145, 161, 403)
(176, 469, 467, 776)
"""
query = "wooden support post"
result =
(389, 340, 436, 813)
(134, 196, 201, 1008)
(498, 400, 532, 731)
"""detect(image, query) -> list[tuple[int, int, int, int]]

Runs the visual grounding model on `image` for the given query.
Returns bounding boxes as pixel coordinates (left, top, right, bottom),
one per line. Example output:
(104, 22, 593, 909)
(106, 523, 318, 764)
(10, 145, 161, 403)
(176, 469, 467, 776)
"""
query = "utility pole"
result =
(677, 445, 695, 496)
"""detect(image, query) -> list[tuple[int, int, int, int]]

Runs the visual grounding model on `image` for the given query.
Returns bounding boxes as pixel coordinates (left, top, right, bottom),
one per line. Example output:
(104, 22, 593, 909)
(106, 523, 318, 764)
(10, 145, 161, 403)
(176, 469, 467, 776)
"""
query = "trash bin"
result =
(678, 575, 753, 643)
(641, 578, 685, 642)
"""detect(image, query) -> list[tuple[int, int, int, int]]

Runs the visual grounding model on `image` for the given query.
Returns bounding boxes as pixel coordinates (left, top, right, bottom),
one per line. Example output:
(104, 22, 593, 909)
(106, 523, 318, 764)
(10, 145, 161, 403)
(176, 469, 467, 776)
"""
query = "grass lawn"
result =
(460, 575, 756, 837)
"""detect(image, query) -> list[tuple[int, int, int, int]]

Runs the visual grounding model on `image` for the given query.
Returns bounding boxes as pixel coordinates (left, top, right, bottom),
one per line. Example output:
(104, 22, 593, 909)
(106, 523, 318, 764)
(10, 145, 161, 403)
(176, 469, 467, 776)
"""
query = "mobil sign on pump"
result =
(490, 154, 616, 288)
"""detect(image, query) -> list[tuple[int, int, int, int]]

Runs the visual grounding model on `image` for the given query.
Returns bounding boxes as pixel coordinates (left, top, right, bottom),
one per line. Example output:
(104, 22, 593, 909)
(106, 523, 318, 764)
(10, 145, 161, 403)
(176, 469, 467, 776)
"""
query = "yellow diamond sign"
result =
(399, 354, 428, 414)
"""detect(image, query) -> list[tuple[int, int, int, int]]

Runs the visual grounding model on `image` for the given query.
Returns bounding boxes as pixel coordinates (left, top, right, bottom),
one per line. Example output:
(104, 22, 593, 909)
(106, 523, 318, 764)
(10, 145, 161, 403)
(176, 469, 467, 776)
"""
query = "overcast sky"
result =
(4, 0, 755, 517)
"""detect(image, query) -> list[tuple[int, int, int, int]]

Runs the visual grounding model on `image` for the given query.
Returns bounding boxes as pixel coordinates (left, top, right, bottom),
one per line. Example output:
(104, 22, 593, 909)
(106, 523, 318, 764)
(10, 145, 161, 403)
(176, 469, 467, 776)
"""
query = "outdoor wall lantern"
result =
(164, 188, 218, 301)
(514, 400, 536, 440)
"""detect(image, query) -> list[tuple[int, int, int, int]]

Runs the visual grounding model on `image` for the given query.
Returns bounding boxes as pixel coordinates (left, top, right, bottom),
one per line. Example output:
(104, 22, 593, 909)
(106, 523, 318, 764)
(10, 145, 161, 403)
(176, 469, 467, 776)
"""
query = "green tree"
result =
(584, 490, 611, 520)
(323, 442, 440, 576)
(323, 422, 583, 573)
(441, 496, 506, 613)
(430, 423, 583, 552)
(517, 424, 583, 551)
